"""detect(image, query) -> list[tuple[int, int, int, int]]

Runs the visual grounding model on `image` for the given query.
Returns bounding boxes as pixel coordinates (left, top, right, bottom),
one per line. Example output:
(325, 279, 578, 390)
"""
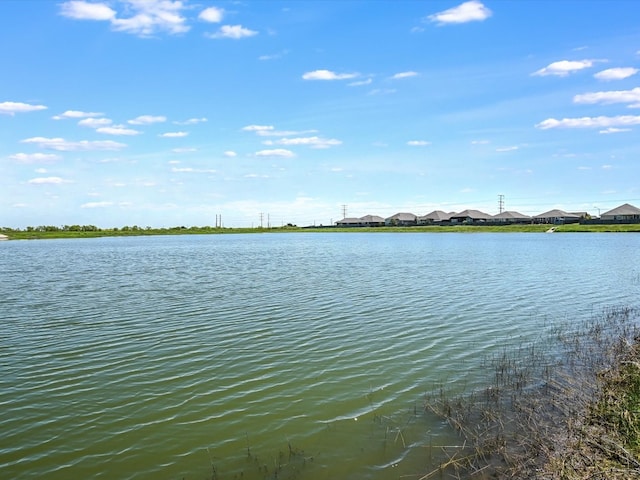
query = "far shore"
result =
(2, 223, 640, 240)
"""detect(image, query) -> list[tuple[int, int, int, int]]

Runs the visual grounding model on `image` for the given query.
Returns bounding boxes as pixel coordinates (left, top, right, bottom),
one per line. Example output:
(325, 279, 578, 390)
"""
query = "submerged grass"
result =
(421, 306, 640, 479)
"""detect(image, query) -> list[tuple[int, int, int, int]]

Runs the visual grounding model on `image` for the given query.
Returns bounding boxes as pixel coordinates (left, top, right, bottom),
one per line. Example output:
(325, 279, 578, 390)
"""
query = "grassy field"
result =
(2, 223, 640, 240)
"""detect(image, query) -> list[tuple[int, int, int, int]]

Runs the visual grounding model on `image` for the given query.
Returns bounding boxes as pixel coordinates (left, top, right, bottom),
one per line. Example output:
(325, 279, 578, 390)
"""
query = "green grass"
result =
(2, 223, 640, 240)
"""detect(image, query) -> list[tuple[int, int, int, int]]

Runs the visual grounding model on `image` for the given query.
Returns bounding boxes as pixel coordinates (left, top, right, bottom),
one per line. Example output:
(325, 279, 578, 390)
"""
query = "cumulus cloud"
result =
(302, 70, 359, 81)
(199, 7, 223, 23)
(53, 110, 103, 120)
(159, 131, 188, 138)
(224, 151, 238, 157)
(207, 25, 258, 39)
(427, 1, 492, 25)
(532, 60, 595, 77)
(391, 71, 418, 79)
(128, 114, 166, 125)
(27, 176, 70, 185)
(594, 67, 639, 81)
(9, 153, 61, 163)
(407, 140, 431, 146)
(574, 87, 640, 108)
(21, 136, 127, 151)
(242, 124, 274, 133)
(0, 101, 47, 115)
(535, 115, 640, 129)
(60, 0, 189, 37)
(254, 149, 295, 158)
(59, 1, 115, 20)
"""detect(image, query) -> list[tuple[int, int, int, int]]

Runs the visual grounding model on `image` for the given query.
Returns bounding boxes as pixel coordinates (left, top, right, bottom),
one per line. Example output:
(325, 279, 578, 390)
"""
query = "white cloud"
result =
(391, 71, 418, 79)
(81, 201, 114, 208)
(266, 136, 342, 149)
(302, 70, 358, 81)
(535, 115, 640, 129)
(59, 1, 115, 20)
(259, 50, 289, 61)
(199, 7, 223, 23)
(368, 88, 396, 95)
(594, 67, 638, 81)
(60, 0, 189, 37)
(471, 139, 490, 145)
(0, 101, 47, 115)
(224, 151, 238, 157)
(172, 147, 197, 153)
(532, 59, 595, 77)
(599, 127, 631, 134)
(573, 87, 640, 108)
(171, 167, 217, 173)
(21, 136, 127, 151)
(407, 140, 431, 146)
(242, 124, 274, 132)
(427, 1, 492, 25)
(9, 153, 61, 163)
(27, 176, 70, 185)
(160, 131, 188, 138)
(255, 149, 295, 158)
(79, 117, 113, 128)
(53, 110, 103, 120)
(128, 114, 166, 125)
(97, 126, 142, 135)
(348, 78, 373, 87)
(173, 117, 207, 125)
(207, 25, 258, 39)
(496, 146, 519, 152)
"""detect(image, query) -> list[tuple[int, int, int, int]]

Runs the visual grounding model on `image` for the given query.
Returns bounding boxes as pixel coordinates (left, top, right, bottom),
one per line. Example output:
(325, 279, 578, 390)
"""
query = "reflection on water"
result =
(1, 233, 638, 479)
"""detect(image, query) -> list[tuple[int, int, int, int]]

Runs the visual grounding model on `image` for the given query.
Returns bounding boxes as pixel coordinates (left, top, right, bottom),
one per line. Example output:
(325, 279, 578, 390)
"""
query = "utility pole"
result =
(259, 213, 264, 228)
(341, 204, 348, 219)
(498, 194, 505, 214)
(267, 213, 270, 229)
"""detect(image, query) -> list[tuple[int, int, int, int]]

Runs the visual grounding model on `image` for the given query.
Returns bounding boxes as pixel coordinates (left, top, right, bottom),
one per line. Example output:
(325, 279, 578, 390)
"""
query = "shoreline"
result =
(2, 223, 640, 240)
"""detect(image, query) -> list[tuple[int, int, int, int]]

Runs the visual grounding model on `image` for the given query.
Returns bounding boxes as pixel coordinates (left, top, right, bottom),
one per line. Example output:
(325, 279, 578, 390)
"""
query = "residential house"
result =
(532, 209, 580, 224)
(601, 203, 640, 222)
(449, 209, 492, 224)
(417, 210, 453, 225)
(335, 217, 363, 227)
(358, 215, 385, 227)
(385, 212, 418, 226)
(491, 211, 531, 224)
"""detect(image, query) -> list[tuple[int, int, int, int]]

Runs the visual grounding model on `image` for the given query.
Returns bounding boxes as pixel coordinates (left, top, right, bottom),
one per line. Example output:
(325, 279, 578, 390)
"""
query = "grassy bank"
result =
(2, 223, 640, 240)
(423, 307, 640, 479)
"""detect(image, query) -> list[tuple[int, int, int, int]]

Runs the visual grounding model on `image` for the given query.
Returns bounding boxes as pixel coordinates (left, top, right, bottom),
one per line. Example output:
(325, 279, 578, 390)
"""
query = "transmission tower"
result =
(342, 204, 348, 219)
(498, 194, 505, 214)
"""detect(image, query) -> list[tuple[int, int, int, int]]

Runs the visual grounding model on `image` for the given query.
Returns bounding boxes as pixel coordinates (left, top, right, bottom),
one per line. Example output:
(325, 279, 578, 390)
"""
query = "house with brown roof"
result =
(449, 209, 492, 224)
(385, 212, 418, 226)
(532, 209, 580, 224)
(491, 211, 531, 224)
(417, 210, 453, 225)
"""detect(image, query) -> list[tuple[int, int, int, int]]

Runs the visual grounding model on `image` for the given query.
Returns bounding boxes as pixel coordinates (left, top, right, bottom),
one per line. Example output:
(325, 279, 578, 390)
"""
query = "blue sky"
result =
(2, 0, 640, 228)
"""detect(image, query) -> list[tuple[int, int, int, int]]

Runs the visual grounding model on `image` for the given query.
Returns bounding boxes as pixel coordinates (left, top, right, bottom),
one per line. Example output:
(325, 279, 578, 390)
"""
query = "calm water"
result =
(1, 232, 639, 479)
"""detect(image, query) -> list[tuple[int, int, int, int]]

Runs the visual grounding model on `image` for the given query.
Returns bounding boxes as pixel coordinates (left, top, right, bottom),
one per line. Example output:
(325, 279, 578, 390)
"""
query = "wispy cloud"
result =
(206, 25, 258, 39)
(594, 67, 638, 81)
(254, 149, 295, 158)
(536, 115, 640, 129)
(302, 70, 358, 81)
(60, 0, 189, 37)
(263, 136, 342, 149)
(159, 131, 188, 138)
(129, 115, 166, 125)
(532, 59, 596, 77)
(172, 147, 197, 153)
(259, 50, 289, 61)
(391, 71, 418, 80)
(97, 125, 142, 135)
(81, 201, 115, 208)
(599, 127, 631, 134)
(27, 176, 71, 185)
(0, 101, 47, 115)
(21, 137, 127, 151)
(173, 117, 207, 125)
(496, 146, 519, 152)
(407, 140, 431, 146)
(573, 87, 640, 108)
(9, 153, 61, 163)
(348, 78, 373, 87)
(427, 1, 492, 25)
(79, 117, 112, 128)
(224, 151, 238, 157)
(53, 110, 102, 120)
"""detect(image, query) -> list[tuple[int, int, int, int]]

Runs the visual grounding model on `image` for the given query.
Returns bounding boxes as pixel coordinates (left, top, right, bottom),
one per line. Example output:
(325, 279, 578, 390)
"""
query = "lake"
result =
(1, 232, 639, 479)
